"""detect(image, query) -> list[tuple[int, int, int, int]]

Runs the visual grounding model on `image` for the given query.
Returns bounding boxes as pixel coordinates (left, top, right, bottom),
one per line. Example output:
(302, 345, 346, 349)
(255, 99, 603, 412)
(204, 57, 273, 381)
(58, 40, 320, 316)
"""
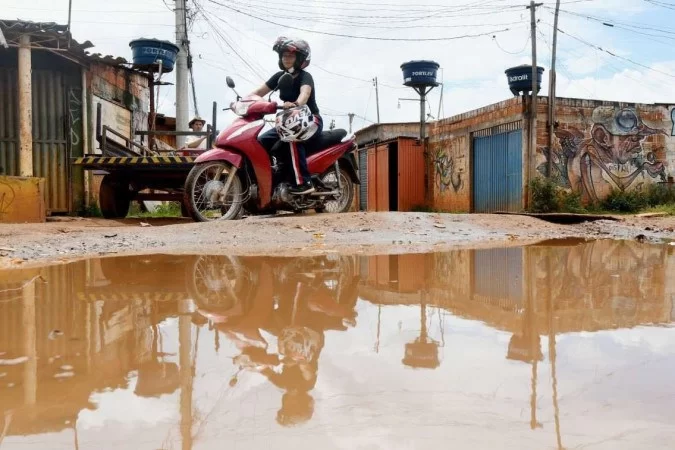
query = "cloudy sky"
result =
(6, 0, 675, 132)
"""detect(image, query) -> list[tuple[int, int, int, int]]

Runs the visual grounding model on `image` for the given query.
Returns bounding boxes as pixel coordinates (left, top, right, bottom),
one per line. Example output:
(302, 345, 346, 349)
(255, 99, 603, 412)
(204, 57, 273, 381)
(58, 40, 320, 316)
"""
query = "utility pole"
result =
(18, 34, 33, 177)
(527, 1, 543, 193)
(175, 0, 190, 148)
(373, 77, 381, 124)
(348, 113, 355, 133)
(547, 0, 561, 178)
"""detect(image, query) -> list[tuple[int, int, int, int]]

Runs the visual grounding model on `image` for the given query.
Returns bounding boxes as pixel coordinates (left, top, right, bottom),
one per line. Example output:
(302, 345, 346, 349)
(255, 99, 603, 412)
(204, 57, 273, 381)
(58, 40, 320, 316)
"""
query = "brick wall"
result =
(427, 97, 525, 212)
(536, 97, 674, 203)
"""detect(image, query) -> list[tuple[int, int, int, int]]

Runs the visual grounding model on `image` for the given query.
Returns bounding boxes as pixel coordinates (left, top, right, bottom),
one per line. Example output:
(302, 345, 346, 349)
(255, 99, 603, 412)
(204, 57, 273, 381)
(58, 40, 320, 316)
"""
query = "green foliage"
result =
(529, 177, 587, 213)
(600, 189, 648, 213)
(530, 178, 675, 215)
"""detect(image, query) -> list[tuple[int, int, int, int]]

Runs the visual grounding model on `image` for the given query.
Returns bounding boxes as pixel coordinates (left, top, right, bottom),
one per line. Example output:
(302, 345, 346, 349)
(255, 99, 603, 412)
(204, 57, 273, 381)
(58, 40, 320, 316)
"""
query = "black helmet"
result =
(273, 36, 311, 72)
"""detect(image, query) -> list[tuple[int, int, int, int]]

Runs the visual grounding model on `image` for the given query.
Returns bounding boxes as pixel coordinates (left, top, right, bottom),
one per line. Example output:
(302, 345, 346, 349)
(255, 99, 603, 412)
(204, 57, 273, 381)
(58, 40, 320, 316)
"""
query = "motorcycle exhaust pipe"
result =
(309, 190, 339, 197)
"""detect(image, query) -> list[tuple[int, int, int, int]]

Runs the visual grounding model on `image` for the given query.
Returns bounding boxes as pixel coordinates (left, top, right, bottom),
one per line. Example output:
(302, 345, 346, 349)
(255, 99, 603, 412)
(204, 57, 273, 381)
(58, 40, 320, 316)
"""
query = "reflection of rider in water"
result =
(261, 323, 324, 426)
(264, 276, 326, 426)
(222, 257, 358, 426)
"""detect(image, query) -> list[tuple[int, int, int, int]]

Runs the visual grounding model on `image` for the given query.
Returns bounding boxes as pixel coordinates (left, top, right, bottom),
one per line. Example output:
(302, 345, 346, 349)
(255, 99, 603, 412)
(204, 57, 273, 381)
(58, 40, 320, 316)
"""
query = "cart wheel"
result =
(99, 175, 131, 219)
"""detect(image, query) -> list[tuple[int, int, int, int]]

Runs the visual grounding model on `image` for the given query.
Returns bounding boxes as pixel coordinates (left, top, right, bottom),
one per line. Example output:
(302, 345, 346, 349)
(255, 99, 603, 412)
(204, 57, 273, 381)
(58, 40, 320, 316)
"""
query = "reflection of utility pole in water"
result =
(179, 299, 194, 450)
(375, 305, 381, 353)
(547, 253, 564, 449)
(402, 291, 440, 369)
(23, 277, 37, 407)
(508, 251, 542, 429)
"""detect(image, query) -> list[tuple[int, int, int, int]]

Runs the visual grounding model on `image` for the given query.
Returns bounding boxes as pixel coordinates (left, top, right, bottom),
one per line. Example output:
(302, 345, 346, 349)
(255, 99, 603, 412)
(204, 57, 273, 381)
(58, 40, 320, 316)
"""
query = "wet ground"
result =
(0, 239, 674, 449)
(1, 212, 673, 269)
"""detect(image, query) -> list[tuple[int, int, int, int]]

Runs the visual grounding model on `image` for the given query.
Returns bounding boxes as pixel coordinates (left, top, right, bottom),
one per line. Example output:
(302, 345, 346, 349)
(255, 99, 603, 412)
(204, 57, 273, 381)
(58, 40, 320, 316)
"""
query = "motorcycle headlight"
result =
(233, 101, 252, 116)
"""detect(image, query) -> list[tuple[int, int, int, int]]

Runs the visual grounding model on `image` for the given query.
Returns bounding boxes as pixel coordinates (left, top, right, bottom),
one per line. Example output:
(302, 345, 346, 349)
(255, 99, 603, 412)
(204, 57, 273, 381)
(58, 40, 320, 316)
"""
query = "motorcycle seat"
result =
(305, 129, 348, 155)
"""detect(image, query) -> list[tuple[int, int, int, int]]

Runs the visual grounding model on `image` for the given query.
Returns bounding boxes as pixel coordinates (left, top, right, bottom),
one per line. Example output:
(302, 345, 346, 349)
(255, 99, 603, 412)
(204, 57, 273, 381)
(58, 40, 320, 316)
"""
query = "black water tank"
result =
(401, 60, 440, 88)
(505, 65, 544, 96)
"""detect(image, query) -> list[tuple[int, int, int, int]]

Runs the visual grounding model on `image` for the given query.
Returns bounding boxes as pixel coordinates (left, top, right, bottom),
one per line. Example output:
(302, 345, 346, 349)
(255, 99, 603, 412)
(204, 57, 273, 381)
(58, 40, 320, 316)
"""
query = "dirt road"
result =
(0, 212, 673, 269)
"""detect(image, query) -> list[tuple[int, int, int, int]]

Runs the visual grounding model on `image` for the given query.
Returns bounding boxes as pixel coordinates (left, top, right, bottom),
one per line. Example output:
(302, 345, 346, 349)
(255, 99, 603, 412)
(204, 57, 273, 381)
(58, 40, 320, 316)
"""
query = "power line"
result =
(206, 1, 514, 41)
(211, 0, 519, 20)
(195, 7, 266, 81)
(556, 26, 675, 79)
(643, 0, 675, 11)
(492, 32, 530, 54)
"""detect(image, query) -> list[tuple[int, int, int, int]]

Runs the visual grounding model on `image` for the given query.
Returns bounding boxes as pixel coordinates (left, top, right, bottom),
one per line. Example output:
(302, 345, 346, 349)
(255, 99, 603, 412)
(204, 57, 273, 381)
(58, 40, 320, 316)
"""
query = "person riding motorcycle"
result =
(249, 37, 322, 195)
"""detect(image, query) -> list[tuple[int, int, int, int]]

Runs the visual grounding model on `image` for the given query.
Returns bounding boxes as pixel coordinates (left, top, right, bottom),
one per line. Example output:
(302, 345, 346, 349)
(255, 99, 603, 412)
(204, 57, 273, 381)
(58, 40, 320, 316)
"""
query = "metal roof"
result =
(0, 19, 130, 67)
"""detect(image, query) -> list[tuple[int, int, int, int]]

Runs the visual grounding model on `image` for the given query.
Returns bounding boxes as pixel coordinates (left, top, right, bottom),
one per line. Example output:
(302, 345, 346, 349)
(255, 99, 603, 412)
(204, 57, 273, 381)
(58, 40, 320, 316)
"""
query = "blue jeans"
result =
(258, 116, 323, 186)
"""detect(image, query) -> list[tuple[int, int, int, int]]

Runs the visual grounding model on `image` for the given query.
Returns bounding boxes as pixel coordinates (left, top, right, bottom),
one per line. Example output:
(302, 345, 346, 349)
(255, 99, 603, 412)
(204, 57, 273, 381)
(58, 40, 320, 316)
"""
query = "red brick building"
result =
(357, 96, 675, 212)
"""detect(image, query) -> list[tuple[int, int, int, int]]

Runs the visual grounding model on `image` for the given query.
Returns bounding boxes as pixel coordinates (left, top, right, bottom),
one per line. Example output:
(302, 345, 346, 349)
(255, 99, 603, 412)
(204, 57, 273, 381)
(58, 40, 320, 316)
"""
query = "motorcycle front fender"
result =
(194, 147, 243, 168)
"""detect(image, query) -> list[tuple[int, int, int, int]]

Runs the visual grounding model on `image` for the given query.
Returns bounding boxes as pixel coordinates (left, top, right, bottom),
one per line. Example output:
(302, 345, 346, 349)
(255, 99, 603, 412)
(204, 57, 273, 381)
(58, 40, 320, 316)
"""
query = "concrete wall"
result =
(427, 97, 525, 212)
(536, 98, 674, 203)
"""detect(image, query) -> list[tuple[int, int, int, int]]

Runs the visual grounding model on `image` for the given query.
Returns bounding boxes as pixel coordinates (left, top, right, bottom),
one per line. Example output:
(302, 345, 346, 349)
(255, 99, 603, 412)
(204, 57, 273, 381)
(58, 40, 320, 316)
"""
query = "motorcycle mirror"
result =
(226, 76, 241, 100)
(278, 73, 293, 91)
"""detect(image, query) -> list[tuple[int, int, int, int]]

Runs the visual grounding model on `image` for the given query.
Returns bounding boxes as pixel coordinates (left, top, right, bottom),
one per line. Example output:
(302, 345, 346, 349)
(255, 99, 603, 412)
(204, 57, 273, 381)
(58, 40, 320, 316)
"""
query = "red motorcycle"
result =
(183, 74, 360, 221)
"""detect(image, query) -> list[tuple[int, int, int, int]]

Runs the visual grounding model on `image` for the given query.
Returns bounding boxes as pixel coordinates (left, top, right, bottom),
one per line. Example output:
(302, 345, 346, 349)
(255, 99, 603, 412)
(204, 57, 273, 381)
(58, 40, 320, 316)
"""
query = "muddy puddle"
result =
(1, 239, 674, 449)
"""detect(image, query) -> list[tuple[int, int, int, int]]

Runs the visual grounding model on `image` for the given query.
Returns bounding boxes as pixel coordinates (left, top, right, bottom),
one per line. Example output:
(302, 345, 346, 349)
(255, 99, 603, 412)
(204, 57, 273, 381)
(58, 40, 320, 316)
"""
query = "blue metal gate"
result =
(472, 124, 522, 213)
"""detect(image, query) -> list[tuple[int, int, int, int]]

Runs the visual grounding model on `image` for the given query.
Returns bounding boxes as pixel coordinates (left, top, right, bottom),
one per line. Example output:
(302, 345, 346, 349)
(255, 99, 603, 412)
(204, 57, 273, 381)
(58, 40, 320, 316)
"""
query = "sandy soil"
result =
(0, 212, 673, 269)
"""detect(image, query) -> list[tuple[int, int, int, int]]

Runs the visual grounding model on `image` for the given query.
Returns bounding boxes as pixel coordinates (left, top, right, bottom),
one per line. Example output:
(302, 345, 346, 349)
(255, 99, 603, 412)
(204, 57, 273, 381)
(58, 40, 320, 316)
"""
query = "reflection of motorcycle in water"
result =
(188, 254, 360, 425)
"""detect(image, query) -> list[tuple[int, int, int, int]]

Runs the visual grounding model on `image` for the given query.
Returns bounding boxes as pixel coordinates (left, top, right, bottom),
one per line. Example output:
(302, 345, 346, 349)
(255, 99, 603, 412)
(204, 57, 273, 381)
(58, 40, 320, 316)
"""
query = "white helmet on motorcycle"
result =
(275, 105, 319, 142)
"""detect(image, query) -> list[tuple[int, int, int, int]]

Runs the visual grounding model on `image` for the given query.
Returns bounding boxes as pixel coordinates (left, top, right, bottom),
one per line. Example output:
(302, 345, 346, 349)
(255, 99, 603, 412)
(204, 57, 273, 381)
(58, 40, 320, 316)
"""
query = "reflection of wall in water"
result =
(667, 249, 675, 321)
(0, 259, 173, 435)
(359, 241, 673, 333)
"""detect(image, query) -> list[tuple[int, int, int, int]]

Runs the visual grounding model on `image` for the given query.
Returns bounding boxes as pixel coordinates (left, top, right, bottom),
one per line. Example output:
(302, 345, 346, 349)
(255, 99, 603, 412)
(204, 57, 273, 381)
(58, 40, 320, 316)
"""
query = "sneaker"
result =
(289, 181, 315, 195)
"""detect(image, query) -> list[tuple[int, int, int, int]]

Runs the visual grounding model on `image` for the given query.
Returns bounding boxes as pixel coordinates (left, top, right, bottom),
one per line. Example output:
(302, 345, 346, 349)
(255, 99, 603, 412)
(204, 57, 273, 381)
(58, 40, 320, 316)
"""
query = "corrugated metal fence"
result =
(472, 122, 523, 213)
(0, 68, 72, 212)
(0, 68, 18, 175)
(358, 148, 367, 211)
(33, 70, 70, 212)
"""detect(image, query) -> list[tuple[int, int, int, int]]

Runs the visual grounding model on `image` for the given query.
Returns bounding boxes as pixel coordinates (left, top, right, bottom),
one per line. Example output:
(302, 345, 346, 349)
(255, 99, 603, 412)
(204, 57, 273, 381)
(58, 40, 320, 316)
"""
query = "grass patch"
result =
(128, 201, 183, 218)
(642, 204, 675, 216)
(80, 204, 103, 218)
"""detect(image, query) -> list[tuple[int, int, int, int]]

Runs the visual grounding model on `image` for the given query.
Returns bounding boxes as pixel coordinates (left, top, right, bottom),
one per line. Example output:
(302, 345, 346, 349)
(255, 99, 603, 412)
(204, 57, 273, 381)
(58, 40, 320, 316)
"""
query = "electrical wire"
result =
(556, 26, 675, 79)
(206, 1, 515, 41)
(492, 32, 530, 54)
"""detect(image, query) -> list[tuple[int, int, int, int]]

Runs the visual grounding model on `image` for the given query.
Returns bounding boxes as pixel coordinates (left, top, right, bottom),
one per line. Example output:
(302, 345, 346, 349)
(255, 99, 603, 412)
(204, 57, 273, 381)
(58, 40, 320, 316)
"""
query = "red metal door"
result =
(397, 138, 425, 211)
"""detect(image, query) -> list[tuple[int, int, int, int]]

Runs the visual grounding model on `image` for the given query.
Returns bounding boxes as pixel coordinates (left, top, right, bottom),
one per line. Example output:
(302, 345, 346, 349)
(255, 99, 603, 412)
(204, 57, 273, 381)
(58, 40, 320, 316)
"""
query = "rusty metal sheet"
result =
(376, 144, 389, 211)
(396, 138, 425, 211)
(31, 70, 69, 213)
(0, 68, 18, 175)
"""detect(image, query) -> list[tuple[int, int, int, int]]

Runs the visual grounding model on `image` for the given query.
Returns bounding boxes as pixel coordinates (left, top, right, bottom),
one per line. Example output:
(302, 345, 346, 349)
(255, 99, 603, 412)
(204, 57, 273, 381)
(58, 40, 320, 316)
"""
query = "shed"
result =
(355, 123, 427, 212)
(0, 20, 149, 215)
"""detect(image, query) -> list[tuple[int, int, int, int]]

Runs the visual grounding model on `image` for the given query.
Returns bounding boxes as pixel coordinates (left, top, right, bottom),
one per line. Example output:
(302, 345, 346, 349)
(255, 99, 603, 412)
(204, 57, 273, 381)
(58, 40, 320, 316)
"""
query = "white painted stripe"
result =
(290, 142, 302, 185)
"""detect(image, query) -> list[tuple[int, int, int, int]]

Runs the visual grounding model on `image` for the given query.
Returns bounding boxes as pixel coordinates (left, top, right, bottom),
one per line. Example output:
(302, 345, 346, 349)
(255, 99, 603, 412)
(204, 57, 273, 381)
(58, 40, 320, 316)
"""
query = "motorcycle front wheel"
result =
(184, 161, 243, 222)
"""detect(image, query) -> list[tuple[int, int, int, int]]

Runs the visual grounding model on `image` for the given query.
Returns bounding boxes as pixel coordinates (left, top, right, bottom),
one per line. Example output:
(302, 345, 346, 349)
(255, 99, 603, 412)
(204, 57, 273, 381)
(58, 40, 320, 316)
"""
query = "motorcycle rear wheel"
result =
(184, 161, 243, 222)
(318, 167, 354, 214)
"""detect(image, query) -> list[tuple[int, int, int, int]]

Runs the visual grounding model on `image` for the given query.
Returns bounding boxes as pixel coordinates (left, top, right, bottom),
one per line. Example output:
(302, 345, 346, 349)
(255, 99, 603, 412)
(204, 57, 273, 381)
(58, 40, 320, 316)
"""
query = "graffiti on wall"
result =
(68, 89, 82, 148)
(433, 141, 465, 194)
(539, 106, 668, 202)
